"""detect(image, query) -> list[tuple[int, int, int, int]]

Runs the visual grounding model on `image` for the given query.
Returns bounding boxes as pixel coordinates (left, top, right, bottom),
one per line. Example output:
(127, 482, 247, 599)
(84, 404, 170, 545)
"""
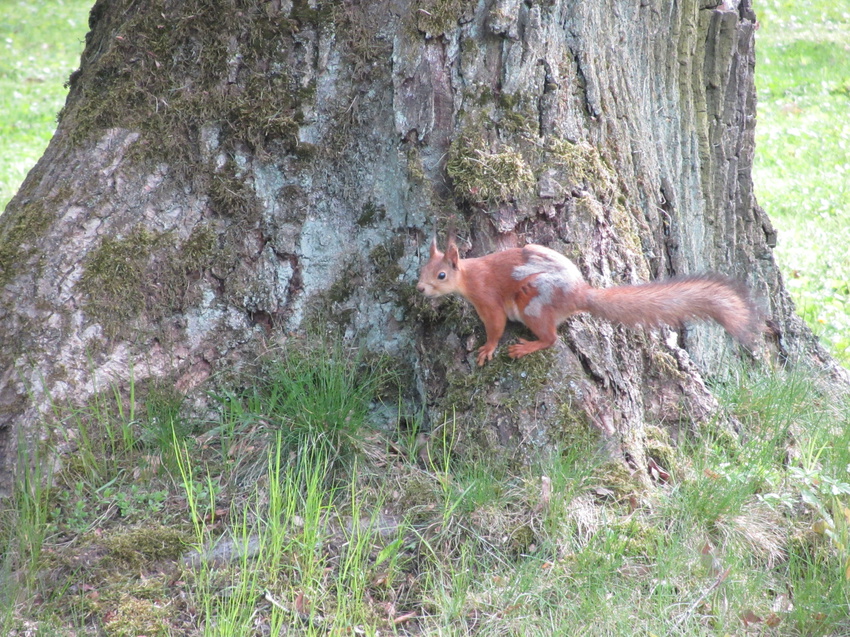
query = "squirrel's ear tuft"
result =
(429, 235, 440, 257)
(445, 240, 460, 269)
(446, 222, 457, 246)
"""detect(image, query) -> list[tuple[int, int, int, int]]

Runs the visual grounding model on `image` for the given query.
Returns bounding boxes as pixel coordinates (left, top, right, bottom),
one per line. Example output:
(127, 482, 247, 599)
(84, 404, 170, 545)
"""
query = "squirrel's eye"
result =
(438, 272, 447, 280)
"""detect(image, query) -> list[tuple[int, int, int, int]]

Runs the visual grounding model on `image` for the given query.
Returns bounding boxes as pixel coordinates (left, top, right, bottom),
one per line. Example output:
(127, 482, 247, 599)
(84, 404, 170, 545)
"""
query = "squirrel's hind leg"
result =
(507, 311, 558, 359)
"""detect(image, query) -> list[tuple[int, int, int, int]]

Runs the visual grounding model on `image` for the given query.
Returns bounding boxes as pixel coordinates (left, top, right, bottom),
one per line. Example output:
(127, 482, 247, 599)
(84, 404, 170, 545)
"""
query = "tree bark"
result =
(0, 0, 841, 495)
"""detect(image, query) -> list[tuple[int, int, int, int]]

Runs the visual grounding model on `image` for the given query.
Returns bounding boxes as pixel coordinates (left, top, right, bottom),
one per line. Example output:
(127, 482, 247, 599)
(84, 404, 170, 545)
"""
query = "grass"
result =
(753, 0, 850, 365)
(2, 336, 850, 635)
(0, 0, 90, 213)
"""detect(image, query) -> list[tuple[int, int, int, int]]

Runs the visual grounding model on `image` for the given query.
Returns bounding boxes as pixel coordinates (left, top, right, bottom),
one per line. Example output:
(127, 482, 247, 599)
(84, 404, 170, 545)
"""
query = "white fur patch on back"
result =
(511, 246, 583, 317)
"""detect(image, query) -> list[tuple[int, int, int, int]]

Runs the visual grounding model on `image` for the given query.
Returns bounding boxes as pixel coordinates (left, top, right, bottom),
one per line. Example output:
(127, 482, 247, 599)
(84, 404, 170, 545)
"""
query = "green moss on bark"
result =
(66, 0, 313, 167)
(0, 201, 54, 287)
(78, 224, 221, 340)
(447, 134, 536, 204)
(411, 0, 471, 36)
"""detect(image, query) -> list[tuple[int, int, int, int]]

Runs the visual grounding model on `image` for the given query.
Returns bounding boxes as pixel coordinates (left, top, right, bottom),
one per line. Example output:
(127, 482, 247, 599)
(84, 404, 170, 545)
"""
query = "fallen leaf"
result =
(295, 591, 311, 618)
(699, 541, 723, 573)
(740, 609, 762, 626)
(647, 458, 670, 483)
(765, 612, 782, 627)
(534, 475, 552, 513)
(772, 592, 793, 613)
(393, 611, 417, 625)
(617, 563, 652, 578)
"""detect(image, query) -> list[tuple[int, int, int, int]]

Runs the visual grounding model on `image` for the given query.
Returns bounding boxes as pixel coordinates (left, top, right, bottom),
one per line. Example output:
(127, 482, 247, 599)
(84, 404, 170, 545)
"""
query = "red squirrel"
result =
(417, 237, 759, 366)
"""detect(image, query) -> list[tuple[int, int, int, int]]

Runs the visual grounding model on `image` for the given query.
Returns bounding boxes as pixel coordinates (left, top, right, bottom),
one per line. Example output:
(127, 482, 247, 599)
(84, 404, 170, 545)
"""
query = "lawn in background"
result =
(0, 0, 90, 212)
(754, 0, 850, 365)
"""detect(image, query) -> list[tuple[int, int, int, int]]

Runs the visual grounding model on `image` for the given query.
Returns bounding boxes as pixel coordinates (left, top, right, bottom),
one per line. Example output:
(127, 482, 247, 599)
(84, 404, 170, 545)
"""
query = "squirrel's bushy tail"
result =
(584, 275, 759, 344)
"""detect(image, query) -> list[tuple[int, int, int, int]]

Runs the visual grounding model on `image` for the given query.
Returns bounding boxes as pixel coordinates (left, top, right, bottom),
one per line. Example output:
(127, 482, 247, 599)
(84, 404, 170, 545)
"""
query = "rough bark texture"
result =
(0, 0, 841, 496)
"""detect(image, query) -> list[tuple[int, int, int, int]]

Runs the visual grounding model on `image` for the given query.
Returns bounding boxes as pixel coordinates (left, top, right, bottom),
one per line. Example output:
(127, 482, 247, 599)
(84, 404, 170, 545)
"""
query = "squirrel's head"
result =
(416, 236, 461, 298)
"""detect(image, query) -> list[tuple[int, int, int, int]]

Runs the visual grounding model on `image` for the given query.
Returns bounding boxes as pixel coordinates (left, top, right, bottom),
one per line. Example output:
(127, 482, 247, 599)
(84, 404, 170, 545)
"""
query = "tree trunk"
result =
(0, 0, 841, 495)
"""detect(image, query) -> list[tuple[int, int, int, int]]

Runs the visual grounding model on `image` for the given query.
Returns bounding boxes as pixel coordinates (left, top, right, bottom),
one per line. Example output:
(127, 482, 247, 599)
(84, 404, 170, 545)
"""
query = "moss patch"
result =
(35, 523, 190, 634)
(447, 133, 536, 204)
(0, 200, 54, 287)
(325, 257, 363, 306)
(357, 200, 387, 227)
(555, 400, 599, 447)
(444, 116, 633, 216)
(644, 425, 676, 474)
(78, 224, 221, 340)
(78, 226, 164, 333)
(105, 525, 189, 569)
(411, 0, 471, 36)
(65, 0, 315, 169)
(102, 593, 171, 637)
(369, 235, 406, 292)
(544, 138, 617, 197)
(207, 159, 262, 222)
(334, 1, 394, 78)
(594, 459, 645, 498)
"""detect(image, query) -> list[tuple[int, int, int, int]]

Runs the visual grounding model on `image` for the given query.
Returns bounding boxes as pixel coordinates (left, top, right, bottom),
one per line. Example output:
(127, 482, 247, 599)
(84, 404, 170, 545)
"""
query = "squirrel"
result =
(416, 236, 759, 366)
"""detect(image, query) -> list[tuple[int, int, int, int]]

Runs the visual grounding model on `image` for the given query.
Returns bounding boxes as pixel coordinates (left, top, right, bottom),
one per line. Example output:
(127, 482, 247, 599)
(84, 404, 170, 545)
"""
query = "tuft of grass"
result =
(47, 368, 141, 486)
(4, 433, 54, 594)
(213, 339, 392, 471)
(754, 0, 850, 366)
(175, 428, 407, 635)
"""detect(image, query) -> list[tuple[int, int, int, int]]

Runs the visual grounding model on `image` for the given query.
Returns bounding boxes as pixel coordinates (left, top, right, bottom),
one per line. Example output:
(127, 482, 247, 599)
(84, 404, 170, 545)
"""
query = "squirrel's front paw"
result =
(476, 345, 496, 366)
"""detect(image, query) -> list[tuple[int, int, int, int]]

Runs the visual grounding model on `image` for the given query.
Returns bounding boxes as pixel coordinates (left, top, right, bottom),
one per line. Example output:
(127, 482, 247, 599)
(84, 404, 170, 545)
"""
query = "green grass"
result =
(2, 336, 850, 635)
(212, 342, 393, 470)
(0, 0, 90, 212)
(754, 0, 850, 365)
